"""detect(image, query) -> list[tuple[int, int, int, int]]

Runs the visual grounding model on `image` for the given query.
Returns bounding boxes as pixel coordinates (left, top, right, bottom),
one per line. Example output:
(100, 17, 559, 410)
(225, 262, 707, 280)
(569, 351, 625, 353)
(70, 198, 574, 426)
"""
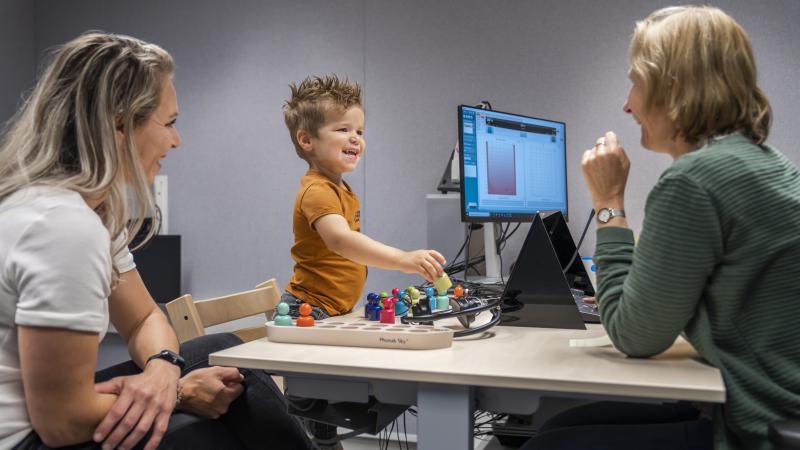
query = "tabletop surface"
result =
(210, 316, 725, 403)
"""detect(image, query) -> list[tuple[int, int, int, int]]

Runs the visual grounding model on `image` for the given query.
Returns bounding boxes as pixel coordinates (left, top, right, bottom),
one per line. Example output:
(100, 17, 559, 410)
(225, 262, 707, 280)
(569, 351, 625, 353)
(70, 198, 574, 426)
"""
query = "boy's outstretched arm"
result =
(315, 214, 446, 282)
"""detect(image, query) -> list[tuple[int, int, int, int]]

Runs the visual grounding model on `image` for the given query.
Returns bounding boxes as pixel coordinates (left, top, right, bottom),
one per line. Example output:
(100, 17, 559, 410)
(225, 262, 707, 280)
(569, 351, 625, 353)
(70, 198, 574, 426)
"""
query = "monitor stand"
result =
(483, 223, 502, 279)
(436, 146, 460, 194)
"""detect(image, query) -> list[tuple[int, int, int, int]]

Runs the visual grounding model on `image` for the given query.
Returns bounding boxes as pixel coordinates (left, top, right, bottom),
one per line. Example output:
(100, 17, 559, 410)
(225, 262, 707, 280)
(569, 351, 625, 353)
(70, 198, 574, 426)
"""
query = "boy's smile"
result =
(302, 106, 365, 185)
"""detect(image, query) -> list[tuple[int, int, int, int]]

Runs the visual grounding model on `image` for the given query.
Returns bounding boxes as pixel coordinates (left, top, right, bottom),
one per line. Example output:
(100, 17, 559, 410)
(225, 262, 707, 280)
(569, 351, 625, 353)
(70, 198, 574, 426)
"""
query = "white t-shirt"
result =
(0, 186, 135, 449)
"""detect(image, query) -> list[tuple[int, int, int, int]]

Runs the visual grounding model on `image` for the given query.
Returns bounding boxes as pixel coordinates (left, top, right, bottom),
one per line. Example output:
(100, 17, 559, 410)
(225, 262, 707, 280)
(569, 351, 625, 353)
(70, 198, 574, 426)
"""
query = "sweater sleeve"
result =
(596, 171, 722, 357)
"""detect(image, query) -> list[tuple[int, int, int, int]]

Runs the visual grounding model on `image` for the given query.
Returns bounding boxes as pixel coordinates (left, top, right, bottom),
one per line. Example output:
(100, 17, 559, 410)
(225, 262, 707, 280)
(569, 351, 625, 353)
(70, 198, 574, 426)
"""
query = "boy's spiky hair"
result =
(283, 74, 363, 161)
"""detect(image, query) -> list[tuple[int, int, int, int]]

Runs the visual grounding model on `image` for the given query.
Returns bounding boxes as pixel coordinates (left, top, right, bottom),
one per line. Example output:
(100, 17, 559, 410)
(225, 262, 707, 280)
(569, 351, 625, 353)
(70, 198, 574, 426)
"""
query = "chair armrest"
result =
(770, 420, 800, 449)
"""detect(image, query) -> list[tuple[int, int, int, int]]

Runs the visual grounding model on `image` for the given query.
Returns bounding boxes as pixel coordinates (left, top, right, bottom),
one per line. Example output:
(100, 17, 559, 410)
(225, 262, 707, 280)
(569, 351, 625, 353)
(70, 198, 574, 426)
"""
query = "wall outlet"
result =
(153, 175, 168, 235)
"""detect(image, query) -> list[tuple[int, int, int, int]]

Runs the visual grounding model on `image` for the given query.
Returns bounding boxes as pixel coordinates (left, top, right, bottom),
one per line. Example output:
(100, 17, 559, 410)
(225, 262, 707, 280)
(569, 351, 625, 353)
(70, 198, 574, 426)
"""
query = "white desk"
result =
(210, 319, 724, 450)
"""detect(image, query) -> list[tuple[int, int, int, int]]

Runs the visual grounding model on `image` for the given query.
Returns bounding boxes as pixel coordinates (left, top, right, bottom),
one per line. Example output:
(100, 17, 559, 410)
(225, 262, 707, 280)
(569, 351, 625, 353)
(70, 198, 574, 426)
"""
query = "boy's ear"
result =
(296, 130, 314, 152)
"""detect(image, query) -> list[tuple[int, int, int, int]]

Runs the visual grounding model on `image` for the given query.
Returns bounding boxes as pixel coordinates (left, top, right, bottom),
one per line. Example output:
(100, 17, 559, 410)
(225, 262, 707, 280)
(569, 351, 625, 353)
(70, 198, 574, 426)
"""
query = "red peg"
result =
(380, 299, 396, 324)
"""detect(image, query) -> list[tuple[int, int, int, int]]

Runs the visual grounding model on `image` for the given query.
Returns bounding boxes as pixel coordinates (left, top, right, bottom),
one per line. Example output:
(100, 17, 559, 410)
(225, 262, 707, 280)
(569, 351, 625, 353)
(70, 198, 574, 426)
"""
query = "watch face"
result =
(149, 350, 185, 368)
(598, 209, 610, 223)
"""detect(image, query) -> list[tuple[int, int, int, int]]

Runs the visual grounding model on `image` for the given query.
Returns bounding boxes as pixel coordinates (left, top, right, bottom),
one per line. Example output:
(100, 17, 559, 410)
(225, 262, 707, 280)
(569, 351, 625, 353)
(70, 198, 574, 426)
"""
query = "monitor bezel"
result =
(458, 104, 569, 223)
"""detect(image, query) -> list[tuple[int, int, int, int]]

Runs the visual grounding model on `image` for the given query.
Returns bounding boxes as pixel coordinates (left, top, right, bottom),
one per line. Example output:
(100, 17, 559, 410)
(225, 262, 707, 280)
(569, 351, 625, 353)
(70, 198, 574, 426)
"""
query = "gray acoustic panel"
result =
(0, 0, 34, 124)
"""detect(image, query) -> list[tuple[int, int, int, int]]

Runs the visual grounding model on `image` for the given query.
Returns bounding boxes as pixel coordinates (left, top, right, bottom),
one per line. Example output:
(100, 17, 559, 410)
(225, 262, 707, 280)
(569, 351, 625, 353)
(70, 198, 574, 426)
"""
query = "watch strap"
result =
(146, 350, 185, 370)
(597, 208, 626, 223)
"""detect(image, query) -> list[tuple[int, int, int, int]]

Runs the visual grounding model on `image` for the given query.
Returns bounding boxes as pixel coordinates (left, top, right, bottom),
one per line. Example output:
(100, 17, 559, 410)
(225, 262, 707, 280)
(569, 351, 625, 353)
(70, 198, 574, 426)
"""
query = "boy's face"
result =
(298, 106, 365, 181)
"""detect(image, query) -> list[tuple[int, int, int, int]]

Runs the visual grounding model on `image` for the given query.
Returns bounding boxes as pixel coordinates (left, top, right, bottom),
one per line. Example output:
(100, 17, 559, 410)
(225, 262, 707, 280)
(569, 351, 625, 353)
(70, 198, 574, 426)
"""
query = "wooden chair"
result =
(165, 279, 281, 344)
(165, 279, 285, 391)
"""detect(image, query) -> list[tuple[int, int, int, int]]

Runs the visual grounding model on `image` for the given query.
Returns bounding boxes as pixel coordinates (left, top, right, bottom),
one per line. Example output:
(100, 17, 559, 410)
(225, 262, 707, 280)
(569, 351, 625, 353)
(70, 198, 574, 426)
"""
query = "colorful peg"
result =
(433, 274, 453, 295)
(364, 292, 380, 319)
(273, 302, 293, 326)
(425, 287, 435, 299)
(296, 303, 315, 327)
(394, 297, 409, 316)
(380, 298, 396, 324)
(379, 291, 390, 307)
(407, 286, 420, 304)
(437, 295, 450, 311)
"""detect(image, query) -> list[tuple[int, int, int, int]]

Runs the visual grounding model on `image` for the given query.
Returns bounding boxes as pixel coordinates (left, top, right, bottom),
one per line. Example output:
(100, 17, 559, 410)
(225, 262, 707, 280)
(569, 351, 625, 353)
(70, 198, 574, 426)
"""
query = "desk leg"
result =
(417, 383, 474, 450)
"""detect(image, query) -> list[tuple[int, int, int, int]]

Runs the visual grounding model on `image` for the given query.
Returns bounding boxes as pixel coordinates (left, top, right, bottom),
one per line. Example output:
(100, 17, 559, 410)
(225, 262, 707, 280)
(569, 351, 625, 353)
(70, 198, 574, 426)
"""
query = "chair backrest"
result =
(165, 279, 281, 343)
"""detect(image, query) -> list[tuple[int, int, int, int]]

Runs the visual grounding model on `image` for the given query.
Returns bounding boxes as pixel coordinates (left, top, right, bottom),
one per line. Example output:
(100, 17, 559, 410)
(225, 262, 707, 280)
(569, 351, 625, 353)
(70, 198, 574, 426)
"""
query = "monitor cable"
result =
(401, 296, 503, 337)
(445, 223, 478, 275)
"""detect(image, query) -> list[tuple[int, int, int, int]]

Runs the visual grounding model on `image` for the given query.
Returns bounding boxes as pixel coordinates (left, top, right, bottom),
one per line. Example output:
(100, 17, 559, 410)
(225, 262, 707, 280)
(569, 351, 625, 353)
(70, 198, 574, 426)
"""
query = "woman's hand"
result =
(175, 367, 245, 419)
(581, 131, 630, 210)
(93, 360, 180, 450)
(399, 250, 446, 282)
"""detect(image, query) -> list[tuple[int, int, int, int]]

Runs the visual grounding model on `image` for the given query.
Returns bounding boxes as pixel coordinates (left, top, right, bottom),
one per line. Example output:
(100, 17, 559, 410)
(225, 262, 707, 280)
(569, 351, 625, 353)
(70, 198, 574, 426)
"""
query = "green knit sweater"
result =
(595, 133, 800, 450)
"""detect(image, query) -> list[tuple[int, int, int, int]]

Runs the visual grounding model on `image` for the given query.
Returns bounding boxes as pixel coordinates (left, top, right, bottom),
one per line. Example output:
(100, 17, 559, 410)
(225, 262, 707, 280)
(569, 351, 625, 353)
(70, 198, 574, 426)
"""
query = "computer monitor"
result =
(458, 105, 568, 223)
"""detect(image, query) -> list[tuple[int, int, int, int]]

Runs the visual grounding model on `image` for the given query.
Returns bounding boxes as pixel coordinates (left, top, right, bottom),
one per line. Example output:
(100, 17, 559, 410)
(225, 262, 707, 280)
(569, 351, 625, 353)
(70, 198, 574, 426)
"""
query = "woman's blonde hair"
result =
(629, 5, 771, 145)
(0, 31, 174, 284)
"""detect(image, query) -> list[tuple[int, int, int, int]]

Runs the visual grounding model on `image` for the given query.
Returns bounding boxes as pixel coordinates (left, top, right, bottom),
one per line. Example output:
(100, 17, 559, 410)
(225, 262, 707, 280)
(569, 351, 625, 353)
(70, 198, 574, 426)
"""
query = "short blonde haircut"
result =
(630, 6, 771, 145)
(283, 75, 362, 161)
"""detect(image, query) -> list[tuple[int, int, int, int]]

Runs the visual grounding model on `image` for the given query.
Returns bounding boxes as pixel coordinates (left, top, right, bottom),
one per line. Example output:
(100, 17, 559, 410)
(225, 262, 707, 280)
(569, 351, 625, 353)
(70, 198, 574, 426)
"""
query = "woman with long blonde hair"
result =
(0, 32, 312, 450)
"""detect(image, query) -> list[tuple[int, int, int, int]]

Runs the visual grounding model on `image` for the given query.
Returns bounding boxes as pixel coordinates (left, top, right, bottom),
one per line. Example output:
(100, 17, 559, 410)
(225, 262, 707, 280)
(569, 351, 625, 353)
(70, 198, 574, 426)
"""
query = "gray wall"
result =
(27, 0, 800, 301)
(0, 0, 34, 124)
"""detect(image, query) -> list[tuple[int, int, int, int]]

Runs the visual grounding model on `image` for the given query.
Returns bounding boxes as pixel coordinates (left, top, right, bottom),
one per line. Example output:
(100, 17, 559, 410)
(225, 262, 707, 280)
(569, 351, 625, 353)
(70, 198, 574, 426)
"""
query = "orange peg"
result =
(297, 303, 315, 327)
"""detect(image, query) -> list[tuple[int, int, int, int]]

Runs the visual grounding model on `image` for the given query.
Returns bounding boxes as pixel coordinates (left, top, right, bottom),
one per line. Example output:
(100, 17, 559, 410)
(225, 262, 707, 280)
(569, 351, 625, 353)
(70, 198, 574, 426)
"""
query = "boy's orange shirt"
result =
(286, 169, 367, 315)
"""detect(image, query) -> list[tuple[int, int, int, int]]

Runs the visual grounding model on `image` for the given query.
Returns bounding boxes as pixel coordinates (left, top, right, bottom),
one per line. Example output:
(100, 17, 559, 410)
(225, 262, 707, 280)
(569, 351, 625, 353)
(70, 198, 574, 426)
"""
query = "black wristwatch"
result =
(146, 350, 185, 370)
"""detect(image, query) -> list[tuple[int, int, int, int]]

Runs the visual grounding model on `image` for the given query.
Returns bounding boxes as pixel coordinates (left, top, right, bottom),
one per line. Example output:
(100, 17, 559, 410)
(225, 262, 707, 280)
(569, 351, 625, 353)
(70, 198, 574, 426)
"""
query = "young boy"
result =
(282, 75, 446, 319)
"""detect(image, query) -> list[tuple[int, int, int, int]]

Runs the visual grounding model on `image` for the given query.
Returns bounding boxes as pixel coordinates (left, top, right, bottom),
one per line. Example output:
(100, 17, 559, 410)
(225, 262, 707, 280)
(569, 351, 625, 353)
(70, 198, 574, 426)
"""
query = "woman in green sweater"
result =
(522, 6, 800, 450)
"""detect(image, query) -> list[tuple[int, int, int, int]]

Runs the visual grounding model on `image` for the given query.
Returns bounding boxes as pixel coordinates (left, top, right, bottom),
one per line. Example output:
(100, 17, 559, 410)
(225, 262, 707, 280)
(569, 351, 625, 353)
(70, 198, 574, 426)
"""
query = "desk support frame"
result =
(276, 373, 695, 450)
(209, 323, 724, 449)
(417, 383, 475, 450)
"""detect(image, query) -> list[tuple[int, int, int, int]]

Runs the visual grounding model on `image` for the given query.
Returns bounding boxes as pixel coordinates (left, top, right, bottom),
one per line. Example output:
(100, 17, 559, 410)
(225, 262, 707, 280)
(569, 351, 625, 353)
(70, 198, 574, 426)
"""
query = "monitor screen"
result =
(458, 105, 568, 222)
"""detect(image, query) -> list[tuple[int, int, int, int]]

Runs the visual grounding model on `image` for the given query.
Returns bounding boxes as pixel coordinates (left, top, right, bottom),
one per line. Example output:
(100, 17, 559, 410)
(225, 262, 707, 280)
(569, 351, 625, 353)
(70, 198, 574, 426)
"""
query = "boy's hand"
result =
(399, 250, 446, 282)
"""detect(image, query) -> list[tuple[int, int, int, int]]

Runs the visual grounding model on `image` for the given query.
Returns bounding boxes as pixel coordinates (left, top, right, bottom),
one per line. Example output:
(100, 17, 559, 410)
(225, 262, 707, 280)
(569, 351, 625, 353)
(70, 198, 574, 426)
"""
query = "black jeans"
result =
(279, 292, 331, 320)
(519, 401, 713, 450)
(14, 333, 315, 450)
